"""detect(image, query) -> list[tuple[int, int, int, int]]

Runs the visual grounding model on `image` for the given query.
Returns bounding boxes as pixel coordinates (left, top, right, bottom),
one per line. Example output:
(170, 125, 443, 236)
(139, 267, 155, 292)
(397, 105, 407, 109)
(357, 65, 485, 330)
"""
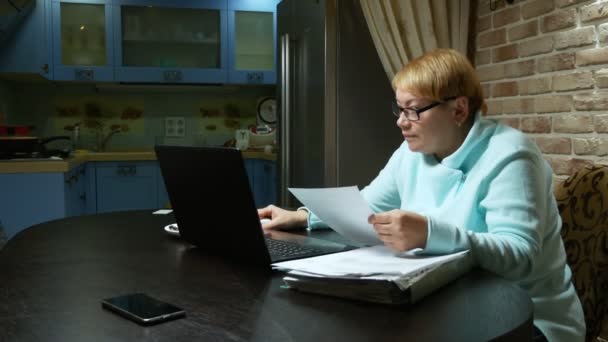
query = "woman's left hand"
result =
(368, 210, 428, 252)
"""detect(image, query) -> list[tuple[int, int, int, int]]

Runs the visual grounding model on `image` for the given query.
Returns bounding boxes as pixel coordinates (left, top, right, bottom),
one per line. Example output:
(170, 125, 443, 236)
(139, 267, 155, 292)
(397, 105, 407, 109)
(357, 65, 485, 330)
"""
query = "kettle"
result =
(234, 129, 250, 150)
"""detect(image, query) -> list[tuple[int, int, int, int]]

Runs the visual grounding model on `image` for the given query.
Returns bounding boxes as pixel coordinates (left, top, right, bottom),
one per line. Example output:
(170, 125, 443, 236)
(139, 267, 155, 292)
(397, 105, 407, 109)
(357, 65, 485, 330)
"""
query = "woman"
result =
(258, 48, 585, 342)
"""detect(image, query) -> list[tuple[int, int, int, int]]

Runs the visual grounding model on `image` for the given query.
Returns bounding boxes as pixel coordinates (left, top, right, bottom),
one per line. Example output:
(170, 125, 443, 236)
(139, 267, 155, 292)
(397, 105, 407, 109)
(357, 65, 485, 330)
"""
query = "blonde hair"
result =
(392, 49, 485, 115)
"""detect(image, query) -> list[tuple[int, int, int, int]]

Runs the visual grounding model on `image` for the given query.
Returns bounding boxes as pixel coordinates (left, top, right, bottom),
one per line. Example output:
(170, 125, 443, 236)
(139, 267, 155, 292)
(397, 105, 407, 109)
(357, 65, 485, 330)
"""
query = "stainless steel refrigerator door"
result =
(335, 0, 401, 187)
(278, 0, 401, 208)
(278, 0, 327, 208)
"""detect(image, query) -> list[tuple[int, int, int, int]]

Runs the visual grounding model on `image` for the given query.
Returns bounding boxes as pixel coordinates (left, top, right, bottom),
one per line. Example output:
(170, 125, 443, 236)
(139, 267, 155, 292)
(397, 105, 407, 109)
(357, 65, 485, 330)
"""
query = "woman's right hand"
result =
(257, 205, 308, 231)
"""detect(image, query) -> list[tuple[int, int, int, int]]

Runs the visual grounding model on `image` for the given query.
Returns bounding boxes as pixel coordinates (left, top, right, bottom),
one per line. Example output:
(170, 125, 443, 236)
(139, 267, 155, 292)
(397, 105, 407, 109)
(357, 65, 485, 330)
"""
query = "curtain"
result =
(360, 0, 471, 81)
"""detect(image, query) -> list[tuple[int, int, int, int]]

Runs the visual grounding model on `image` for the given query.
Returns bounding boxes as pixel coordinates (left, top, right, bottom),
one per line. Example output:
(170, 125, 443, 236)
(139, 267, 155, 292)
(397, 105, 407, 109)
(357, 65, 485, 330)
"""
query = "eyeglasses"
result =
(392, 96, 458, 121)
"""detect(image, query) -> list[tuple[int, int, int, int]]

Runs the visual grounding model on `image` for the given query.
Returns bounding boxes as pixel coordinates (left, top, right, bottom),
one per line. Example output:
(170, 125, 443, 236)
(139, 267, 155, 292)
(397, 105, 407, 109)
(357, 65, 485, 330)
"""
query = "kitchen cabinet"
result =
(84, 161, 97, 214)
(94, 160, 160, 213)
(256, 159, 277, 207)
(157, 171, 170, 209)
(1, 0, 279, 84)
(113, 0, 227, 83)
(50, 0, 115, 81)
(0, 0, 53, 78)
(0, 156, 274, 238)
(244, 158, 276, 208)
(64, 163, 88, 216)
(0, 164, 88, 239)
(227, 0, 278, 84)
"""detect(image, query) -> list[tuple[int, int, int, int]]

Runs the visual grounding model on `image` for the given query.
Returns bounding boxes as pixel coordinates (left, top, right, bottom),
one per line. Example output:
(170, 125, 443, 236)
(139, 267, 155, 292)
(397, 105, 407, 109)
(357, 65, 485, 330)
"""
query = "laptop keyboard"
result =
(265, 237, 324, 258)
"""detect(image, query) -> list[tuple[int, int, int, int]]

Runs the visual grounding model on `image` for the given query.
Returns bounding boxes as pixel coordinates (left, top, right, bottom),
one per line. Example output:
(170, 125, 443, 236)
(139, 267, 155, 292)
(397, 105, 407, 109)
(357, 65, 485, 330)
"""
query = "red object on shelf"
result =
(0, 125, 33, 136)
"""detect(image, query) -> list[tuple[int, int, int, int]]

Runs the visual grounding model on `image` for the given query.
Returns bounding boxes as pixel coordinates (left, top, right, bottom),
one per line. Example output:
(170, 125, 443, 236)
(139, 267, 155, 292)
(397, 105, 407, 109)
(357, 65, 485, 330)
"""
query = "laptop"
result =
(154, 145, 353, 267)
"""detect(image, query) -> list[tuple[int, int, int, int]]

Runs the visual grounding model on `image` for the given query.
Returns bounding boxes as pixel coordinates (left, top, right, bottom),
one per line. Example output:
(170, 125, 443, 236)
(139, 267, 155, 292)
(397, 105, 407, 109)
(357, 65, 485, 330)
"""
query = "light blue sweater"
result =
(309, 114, 585, 342)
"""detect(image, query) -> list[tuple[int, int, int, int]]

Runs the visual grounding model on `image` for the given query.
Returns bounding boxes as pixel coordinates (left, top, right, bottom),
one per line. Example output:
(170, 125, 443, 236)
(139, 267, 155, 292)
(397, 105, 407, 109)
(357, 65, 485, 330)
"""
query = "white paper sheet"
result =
(289, 186, 381, 245)
(273, 245, 469, 279)
(152, 209, 173, 215)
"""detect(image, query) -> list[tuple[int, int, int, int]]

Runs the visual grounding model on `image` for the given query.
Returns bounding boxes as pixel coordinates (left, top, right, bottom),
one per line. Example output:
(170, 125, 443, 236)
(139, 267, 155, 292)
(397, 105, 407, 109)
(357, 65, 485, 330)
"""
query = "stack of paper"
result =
(275, 247, 472, 304)
(273, 245, 470, 290)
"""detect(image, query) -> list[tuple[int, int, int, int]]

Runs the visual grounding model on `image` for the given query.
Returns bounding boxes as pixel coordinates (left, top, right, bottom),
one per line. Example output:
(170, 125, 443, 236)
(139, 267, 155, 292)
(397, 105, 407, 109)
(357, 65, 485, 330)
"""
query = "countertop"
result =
(0, 150, 277, 174)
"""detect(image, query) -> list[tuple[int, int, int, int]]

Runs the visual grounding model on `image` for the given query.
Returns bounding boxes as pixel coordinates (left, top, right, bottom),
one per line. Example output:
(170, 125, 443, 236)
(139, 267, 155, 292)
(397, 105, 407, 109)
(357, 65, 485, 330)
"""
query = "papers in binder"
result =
(288, 186, 381, 245)
(274, 246, 472, 304)
(273, 245, 470, 290)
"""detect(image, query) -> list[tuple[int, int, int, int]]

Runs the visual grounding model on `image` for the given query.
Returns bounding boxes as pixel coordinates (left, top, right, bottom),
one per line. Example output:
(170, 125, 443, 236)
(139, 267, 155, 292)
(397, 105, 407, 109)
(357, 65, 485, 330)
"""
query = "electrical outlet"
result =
(165, 116, 186, 137)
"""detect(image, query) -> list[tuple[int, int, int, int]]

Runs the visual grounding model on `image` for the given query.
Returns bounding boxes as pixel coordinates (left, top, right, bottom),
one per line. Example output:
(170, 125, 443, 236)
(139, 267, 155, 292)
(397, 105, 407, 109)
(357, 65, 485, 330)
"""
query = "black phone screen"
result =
(102, 293, 185, 325)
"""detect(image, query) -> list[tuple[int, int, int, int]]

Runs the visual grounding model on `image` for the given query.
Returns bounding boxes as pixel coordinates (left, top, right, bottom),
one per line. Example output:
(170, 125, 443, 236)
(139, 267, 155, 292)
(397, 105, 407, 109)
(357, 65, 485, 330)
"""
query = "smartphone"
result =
(101, 293, 186, 325)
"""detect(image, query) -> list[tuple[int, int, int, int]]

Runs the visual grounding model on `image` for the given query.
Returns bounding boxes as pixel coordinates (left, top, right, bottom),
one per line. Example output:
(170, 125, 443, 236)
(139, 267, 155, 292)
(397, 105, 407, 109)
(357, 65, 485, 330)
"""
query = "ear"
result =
(452, 96, 470, 126)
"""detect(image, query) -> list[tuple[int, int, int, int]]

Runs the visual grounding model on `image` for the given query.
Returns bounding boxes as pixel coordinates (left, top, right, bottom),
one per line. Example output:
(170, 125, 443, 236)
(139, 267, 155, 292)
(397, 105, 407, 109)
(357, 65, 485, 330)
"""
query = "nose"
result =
(396, 114, 411, 129)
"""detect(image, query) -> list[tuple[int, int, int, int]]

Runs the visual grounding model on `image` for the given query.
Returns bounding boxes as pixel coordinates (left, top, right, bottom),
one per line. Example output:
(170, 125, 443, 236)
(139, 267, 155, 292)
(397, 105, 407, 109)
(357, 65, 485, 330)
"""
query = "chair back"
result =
(554, 165, 608, 342)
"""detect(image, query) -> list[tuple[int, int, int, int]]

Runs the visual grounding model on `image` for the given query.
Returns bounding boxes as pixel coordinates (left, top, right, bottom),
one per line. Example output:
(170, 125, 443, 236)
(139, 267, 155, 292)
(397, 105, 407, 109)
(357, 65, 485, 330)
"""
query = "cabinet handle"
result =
(247, 72, 264, 84)
(79, 193, 86, 202)
(75, 69, 94, 81)
(116, 164, 137, 176)
(64, 173, 77, 185)
(116, 166, 128, 176)
(163, 70, 182, 82)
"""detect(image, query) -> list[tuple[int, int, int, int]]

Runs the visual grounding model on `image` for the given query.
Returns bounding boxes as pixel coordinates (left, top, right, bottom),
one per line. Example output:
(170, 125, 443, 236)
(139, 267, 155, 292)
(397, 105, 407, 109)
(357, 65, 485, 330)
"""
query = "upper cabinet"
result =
(51, 0, 114, 81)
(0, 0, 278, 84)
(113, 0, 228, 84)
(227, 0, 278, 85)
(0, 0, 53, 78)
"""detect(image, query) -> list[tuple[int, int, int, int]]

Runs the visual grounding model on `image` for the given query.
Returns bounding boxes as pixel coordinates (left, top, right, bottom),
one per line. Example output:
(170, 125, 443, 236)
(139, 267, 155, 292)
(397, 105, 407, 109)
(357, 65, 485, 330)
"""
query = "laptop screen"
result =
(155, 145, 272, 267)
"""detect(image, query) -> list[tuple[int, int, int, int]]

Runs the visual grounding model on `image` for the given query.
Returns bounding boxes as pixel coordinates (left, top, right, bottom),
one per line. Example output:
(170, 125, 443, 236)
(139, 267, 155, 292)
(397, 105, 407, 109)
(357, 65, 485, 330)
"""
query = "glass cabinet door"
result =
(0, 0, 52, 78)
(228, 0, 278, 84)
(234, 11, 273, 71)
(51, 0, 114, 82)
(114, 0, 228, 84)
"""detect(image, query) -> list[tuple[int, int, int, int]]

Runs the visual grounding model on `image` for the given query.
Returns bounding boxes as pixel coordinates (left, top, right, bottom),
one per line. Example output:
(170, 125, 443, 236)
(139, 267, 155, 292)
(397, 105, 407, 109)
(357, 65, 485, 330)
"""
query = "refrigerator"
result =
(277, 0, 403, 208)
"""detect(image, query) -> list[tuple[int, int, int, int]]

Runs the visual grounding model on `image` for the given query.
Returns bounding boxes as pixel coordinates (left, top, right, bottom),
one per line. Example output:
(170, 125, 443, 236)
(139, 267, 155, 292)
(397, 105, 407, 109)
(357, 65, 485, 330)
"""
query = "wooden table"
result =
(0, 211, 533, 341)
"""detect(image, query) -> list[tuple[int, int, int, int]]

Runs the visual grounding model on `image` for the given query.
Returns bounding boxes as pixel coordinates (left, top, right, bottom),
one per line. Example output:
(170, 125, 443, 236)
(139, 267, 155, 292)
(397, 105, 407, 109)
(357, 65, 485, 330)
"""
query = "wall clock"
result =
(257, 97, 277, 125)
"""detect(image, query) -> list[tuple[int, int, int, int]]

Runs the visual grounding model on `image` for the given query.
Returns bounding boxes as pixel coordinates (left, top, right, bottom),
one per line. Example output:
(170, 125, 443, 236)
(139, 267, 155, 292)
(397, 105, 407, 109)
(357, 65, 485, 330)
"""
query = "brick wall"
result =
(474, 0, 608, 180)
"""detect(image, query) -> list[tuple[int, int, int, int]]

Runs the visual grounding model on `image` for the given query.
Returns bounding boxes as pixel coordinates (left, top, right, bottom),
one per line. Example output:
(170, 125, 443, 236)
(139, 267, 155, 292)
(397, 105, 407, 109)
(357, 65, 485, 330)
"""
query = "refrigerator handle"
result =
(280, 33, 291, 206)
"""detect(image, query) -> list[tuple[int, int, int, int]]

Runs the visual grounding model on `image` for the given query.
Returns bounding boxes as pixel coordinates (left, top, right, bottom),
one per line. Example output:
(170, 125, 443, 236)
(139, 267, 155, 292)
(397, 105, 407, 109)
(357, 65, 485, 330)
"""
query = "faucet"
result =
(97, 128, 121, 152)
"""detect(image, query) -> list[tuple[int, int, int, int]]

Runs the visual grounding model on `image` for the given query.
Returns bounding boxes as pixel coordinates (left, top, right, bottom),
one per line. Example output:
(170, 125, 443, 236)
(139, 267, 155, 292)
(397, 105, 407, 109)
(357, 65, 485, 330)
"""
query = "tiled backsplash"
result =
(0, 79, 275, 151)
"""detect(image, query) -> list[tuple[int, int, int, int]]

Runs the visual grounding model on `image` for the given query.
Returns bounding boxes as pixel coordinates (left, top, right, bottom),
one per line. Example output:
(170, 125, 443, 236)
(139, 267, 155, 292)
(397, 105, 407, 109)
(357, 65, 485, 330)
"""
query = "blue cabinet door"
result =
(252, 159, 276, 208)
(243, 158, 256, 194)
(50, 0, 115, 81)
(85, 161, 97, 214)
(227, 0, 278, 84)
(156, 163, 170, 209)
(0, 0, 53, 78)
(113, 0, 228, 84)
(0, 173, 67, 239)
(64, 164, 87, 217)
(243, 158, 276, 208)
(64, 166, 76, 216)
(260, 159, 277, 207)
(95, 161, 159, 213)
